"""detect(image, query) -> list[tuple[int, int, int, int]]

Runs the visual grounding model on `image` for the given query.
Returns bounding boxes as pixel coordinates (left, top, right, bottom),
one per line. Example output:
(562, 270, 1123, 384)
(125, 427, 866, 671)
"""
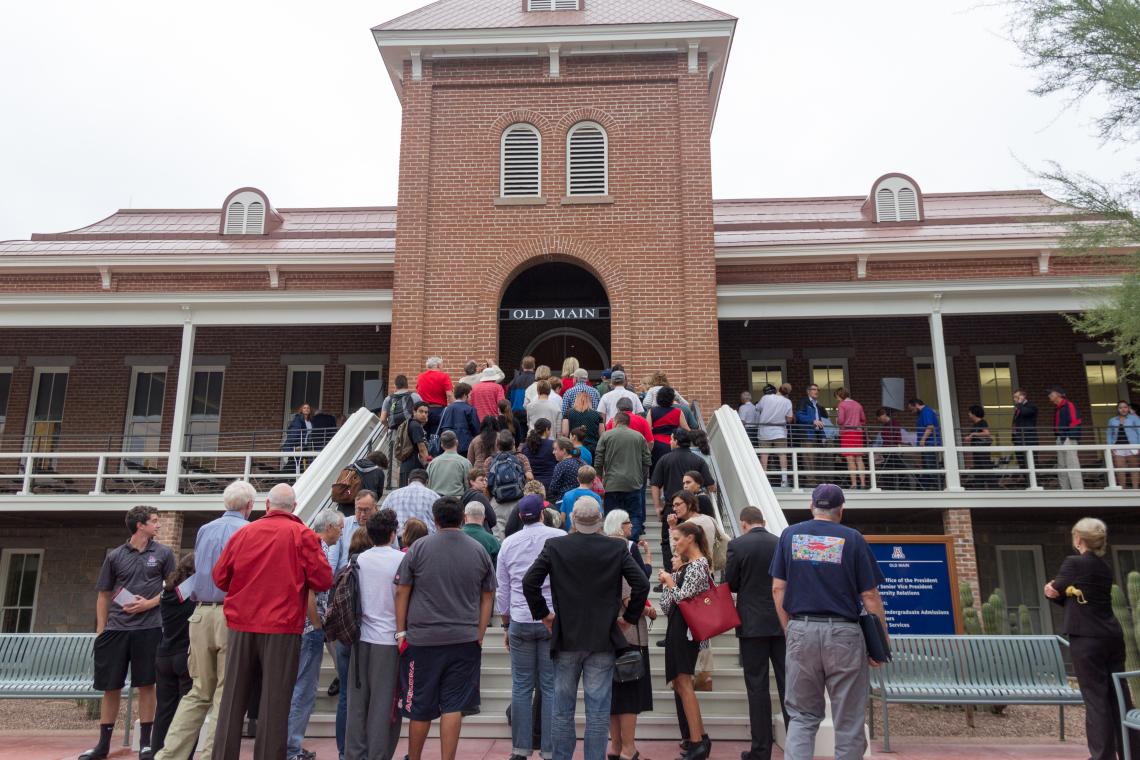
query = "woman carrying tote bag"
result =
(658, 521, 715, 760)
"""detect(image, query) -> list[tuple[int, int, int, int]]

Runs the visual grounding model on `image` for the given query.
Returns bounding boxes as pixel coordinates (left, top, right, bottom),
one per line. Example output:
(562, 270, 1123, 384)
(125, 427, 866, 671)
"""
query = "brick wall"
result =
(388, 51, 722, 410)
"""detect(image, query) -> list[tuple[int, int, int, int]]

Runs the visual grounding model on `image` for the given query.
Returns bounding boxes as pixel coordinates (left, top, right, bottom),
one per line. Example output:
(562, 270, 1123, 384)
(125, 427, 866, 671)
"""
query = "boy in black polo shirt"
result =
(81, 505, 175, 760)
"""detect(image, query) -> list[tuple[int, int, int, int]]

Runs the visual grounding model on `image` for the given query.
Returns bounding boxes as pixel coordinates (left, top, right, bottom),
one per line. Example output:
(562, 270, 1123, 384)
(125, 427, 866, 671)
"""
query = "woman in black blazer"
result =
(1045, 517, 1134, 760)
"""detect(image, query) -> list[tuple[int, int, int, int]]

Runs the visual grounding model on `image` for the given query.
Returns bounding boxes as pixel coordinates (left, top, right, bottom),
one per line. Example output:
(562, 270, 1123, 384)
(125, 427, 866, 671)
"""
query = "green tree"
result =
(1010, 0, 1140, 377)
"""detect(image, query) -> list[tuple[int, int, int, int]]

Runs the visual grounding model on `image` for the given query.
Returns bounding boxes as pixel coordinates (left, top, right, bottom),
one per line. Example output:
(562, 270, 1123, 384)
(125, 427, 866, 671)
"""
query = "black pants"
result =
(426, 405, 444, 436)
(152, 651, 192, 753)
(1071, 634, 1135, 760)
(660, 512, 674, 581)
(740, 636, 788, 760)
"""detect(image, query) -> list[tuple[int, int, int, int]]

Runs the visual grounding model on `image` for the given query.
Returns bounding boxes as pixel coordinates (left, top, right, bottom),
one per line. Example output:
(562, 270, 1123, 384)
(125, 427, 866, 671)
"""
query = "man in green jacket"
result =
(594, 411, 652, 541)
(461, 501, 500, 565)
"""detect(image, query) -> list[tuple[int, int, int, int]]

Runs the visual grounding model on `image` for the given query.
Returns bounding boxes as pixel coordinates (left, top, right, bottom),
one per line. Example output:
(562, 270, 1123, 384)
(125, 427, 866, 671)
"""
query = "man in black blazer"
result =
(724, 506, 788, 760)
(523, 498, 650, 760)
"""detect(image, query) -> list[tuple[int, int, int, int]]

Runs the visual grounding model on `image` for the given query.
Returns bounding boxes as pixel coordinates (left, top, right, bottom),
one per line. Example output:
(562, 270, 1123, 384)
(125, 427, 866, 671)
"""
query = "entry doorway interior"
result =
(498, 261, 610, 375)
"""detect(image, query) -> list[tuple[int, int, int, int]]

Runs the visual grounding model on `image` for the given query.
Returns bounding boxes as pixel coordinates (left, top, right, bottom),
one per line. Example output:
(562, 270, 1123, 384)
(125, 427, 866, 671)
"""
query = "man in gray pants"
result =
(769, 484, 888, 759)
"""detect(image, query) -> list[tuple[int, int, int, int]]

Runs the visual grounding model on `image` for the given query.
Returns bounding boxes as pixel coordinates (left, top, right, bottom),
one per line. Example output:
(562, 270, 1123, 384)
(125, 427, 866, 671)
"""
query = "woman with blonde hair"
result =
(1044, 517, 1134, 760)
(560, 357, 579, 389)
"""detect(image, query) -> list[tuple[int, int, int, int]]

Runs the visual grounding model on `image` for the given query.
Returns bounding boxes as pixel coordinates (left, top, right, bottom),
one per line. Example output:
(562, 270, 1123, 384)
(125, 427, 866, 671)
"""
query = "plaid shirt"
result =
(382, 481, 440, 535)
(560, 380, 601, 417)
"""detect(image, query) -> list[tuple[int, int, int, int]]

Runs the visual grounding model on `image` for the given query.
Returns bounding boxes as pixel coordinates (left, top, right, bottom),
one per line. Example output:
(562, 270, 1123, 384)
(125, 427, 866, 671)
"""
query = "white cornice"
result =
(714, 236, 1064, 262)
(0, 252, 394, 272)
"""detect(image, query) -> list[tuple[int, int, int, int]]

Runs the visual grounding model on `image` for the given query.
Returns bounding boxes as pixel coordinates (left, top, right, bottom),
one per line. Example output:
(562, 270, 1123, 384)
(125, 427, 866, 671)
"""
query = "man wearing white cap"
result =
(523, 497, 650, 760)
(596, 370, 644, 423)
(470, 366, 507, 421)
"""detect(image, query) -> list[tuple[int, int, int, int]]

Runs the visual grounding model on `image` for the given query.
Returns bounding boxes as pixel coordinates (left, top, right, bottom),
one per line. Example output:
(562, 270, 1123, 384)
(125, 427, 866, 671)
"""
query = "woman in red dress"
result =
(836, 387, 867, 489)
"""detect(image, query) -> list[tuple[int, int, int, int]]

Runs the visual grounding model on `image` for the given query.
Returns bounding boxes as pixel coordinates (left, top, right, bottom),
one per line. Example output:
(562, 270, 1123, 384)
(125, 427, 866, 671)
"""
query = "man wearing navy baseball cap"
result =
(769, 484, 888, 760)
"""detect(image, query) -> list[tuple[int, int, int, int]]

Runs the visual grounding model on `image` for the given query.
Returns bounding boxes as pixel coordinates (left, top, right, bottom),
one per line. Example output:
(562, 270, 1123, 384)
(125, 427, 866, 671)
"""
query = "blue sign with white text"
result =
(869, 541, 957, 635)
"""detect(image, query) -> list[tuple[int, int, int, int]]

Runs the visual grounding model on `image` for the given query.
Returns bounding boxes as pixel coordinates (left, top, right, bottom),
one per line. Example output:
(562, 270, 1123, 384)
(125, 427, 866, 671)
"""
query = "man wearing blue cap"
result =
(769, 483, 888, 760)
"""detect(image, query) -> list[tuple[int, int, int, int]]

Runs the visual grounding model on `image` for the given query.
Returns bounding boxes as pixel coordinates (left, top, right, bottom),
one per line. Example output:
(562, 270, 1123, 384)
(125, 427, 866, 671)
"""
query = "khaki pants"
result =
(156, 604, 228, 760)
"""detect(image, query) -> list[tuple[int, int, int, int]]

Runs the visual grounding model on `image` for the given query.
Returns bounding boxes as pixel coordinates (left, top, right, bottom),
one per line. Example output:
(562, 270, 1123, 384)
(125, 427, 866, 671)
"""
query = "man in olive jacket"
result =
(594, 411, 652, 541)
(522, 499, 650, 760)
(724, 506, 788, 760)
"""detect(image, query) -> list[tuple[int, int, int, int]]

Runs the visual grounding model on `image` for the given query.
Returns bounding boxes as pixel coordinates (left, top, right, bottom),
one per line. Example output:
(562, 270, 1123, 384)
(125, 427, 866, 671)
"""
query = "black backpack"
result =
(324, 556, 362, 646)
(387, 392, 415, 430)
(487, 451, 526, 502)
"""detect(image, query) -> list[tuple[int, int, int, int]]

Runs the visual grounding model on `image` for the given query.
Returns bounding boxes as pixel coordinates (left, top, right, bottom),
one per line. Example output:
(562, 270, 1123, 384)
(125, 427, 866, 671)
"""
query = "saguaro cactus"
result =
(982, 596, 1001, 634)
(1112, 572, 1140, 700)
(1017, 604, 1034, 635)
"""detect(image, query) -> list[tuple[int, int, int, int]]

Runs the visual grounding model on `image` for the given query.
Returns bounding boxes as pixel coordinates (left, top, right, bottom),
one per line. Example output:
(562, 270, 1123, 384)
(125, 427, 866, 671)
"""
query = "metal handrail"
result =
(306, 419, 392, 525)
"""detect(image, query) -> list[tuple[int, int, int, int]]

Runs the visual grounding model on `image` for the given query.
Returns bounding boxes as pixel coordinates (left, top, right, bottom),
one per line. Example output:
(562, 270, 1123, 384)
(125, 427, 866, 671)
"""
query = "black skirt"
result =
(611, 646, 653, 715)
(664, 606, 700, 684)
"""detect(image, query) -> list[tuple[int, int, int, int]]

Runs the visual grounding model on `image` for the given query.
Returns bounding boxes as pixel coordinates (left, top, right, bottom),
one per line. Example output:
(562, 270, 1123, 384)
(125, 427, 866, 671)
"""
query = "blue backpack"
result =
(487, 452, 526, 502)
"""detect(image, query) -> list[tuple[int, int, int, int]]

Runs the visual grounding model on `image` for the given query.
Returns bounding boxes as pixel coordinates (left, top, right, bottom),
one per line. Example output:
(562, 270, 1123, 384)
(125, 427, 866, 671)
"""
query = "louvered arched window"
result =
(873, 176, 921, 223)
(501, 124, 541, 197)
(566, 122, 608, 196)
(528, 0, 580, 10)
(223, 191, 268, 234)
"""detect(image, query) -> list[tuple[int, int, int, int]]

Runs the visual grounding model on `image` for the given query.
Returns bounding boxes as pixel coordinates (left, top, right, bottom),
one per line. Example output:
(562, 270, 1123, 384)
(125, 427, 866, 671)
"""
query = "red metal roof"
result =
(374, 0, 735, 32)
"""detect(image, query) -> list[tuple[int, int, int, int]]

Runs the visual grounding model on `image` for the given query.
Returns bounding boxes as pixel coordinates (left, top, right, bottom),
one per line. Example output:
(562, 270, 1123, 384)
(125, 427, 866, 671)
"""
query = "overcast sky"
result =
(0, 0, 1132, 240)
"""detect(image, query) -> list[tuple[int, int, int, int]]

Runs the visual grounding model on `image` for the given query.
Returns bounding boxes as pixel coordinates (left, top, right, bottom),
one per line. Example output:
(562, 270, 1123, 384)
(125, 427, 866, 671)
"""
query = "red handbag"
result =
(677, 568, 741, 642)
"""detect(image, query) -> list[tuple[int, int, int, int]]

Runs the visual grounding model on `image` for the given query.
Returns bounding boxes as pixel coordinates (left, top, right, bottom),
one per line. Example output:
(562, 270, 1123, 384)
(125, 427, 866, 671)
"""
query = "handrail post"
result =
(868, 448, 880, 492)
(791, 450, 801, 492)
(929, 309, 962, 491)
(1027, 449, 1041, 491)
(243, 456, 252, 481)
(18, 455, 34, 496)
(91, 455, 106, 495)
(1105, 445, 1120, 490)
(163, 318, 196, 495)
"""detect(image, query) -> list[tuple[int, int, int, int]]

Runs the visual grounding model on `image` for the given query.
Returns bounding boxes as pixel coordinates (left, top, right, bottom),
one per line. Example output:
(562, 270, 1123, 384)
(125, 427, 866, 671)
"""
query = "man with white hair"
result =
(460, 501, 500, 565)
(286, 508, 343, 760)
(416, 356, 454, 436)
(210, 483, 333, 760)
(523, 497, 650, 760)
(155, 480, 254, 760)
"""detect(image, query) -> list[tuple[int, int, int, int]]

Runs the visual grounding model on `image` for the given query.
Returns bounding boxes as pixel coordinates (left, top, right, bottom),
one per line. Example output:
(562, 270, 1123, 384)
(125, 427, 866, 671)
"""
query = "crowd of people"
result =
(738, 383, 1140, 491)
(77, 353, 1137, 760)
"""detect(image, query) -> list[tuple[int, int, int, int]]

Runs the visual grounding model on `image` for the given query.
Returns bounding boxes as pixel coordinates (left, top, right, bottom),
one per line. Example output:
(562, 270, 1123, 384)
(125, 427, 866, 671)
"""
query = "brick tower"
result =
(374, 0, 734, 407)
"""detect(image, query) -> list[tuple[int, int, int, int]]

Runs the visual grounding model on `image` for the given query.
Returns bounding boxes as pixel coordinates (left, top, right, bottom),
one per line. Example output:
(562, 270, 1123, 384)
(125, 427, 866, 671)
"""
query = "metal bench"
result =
(1113, 669, 1140, 760)
(0, 633, 132, 745)
(869, 635, 1082, 752)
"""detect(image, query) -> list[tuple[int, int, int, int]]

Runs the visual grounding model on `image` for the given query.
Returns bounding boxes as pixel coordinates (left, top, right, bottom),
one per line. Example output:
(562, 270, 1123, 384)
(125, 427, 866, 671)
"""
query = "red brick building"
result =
(0, 0, 1136, 636)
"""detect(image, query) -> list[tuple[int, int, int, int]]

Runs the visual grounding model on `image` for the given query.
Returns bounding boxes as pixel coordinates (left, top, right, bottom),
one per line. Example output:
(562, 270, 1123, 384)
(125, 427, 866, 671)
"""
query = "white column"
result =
(163, 316, 196, 495)
(929, 306, 962, 491)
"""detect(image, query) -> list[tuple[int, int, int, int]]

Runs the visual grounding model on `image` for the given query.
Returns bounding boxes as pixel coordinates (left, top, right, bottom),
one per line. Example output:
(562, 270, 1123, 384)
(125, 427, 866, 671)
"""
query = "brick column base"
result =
(157, 511, 186, 554)
(943, 508, 980, 610)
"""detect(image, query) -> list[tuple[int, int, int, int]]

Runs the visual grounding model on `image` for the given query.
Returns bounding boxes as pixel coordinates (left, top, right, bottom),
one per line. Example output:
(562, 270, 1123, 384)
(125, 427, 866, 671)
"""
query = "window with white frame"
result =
(1112, 545, 1140, 587)
(123, 368, 166, 470)
(996, 545, 1051, 634)
(976, 357, 1018, 444)
(913, 356, 959, 422)
(874, 176, 921, 222)
(809, 359, 848, 419)
(345, 366, 382, 416)
(748, 361, 786, 401)
(25, 368, 69, 471)
(528, 0, 580, 10)
(187, 368, 224, 452)
(0, 369, 11, 437)
(1085, 355, 1128, 443)
(285, 366, 323, 426)
(223, 191, 267, 235)
(501, 124, 541, 197)
(0, 550, 43, 633)
(567, 122, 608, 196)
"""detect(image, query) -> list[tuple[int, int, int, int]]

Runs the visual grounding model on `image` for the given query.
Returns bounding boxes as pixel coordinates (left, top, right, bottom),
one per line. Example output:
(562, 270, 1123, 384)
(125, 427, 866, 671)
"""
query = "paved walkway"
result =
(0, 733, 1091, 760)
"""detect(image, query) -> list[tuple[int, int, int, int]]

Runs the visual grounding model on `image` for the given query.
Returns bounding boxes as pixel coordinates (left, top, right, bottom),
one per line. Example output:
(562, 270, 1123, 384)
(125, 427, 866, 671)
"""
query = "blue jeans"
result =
(336, 640, 350, 756)
(552, 650, 614, 760)
(287, 629, 326, 757)
(509, 621, 555, 759)
(604, 490, 644, 542)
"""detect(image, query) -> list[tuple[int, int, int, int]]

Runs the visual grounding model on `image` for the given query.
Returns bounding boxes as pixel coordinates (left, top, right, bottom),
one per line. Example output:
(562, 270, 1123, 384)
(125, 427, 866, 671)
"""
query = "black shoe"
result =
(328, 676, 340, 696)
(656, 638, 666, 647)
(79, 750, 109, 760)
(139, 747, 153, 760)
(510, 755, 529, 760)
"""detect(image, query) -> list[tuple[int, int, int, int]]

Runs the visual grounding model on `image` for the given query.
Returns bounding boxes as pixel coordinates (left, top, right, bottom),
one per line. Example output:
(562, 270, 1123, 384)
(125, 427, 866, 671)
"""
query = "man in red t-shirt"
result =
(605, 397, 652, 444)
(416, 356, 454, 435)
(211, 483, 333, 760)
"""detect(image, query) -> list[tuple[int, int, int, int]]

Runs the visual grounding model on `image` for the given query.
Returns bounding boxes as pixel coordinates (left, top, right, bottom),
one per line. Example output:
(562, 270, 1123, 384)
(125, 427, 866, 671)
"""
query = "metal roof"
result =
(375, 0, 734, 32)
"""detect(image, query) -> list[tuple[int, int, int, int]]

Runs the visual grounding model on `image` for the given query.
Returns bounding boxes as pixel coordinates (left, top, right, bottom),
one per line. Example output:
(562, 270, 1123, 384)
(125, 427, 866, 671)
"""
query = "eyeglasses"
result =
(622, 521, 631, 526)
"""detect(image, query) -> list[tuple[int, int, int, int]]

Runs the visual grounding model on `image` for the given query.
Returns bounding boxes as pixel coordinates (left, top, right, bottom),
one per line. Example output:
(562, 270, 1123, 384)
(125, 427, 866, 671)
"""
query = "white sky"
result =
(0, 0, 1133, 240)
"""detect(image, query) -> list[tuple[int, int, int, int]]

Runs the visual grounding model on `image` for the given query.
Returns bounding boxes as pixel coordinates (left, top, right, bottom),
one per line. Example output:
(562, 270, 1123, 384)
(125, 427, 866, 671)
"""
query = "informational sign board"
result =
(498, 306, 610, 321)
(864, 535, 962, 635)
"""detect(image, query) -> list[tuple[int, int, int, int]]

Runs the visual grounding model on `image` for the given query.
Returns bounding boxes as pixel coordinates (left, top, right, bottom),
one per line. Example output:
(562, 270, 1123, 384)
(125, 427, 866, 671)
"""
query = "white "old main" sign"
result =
(500, 307, 608, 321)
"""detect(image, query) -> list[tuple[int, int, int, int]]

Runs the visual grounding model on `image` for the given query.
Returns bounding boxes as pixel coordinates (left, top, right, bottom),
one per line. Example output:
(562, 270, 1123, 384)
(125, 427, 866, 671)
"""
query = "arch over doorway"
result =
(498, 261, 611, 375)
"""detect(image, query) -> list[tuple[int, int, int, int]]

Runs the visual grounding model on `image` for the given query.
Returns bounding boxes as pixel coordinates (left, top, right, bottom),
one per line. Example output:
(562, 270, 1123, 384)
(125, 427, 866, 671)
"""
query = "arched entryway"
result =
(498, 262, 611, 375)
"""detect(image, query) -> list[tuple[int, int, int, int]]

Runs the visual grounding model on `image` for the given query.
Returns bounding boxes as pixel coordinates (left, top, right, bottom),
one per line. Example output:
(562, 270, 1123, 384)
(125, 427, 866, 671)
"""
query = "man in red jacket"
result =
(210, 483, 333, 760)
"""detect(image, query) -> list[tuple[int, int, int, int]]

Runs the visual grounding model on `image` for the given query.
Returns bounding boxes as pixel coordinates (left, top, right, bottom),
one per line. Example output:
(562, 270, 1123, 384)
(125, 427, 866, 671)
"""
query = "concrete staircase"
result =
(302, 514, 783, 745)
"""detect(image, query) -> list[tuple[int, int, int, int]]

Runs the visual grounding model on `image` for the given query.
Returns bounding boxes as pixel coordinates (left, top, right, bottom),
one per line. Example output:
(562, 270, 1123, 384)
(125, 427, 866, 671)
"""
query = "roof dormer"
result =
(868, 173, 923, 223)
(220, 188, 283, 235)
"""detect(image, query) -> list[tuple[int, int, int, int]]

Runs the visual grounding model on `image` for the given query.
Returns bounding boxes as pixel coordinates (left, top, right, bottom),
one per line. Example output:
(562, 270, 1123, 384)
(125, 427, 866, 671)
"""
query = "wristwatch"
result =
(394, 631, 407, 643)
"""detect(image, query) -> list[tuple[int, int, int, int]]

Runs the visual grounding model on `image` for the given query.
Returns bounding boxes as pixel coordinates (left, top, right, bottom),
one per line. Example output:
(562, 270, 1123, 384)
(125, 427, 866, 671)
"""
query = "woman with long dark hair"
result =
(648, 386, 689, 470)
(524, 417, 557, 488)
(659, 521, 712, 760)
(467, 415, 502, 466)
(152, 552, 196, 754)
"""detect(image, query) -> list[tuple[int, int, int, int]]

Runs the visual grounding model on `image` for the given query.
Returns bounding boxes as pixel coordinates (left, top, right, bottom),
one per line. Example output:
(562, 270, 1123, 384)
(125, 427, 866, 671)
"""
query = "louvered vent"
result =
(567, 123, 607, 196)
(244, 201, 265, 233)
(875, 188, 897, 222)
(224, 201, 245, 234)
(501, 125, 541, 197)
(896, 187, 919, 221)
(528, 0, 579, 9)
